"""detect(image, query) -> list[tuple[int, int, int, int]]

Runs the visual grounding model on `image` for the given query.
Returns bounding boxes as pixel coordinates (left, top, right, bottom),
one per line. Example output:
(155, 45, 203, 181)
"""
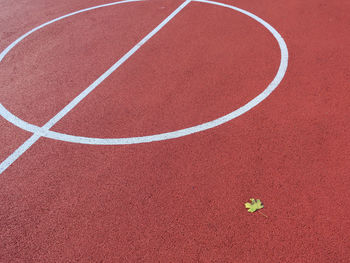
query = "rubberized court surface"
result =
(0, 0, 349, 261)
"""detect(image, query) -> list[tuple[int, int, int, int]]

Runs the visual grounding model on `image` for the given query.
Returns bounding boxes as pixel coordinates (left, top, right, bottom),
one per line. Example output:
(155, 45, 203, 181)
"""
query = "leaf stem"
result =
(258, 210, 268, 218)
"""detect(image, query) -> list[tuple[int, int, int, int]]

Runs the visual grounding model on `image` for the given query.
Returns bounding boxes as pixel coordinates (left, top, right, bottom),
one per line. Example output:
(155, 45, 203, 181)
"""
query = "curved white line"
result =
(0, 0, 288, 145)
(0, 0, 191, 173)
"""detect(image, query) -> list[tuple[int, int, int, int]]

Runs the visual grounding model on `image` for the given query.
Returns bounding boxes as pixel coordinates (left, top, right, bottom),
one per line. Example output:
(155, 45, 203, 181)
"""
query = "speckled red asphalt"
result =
(0, 0, 349, 262)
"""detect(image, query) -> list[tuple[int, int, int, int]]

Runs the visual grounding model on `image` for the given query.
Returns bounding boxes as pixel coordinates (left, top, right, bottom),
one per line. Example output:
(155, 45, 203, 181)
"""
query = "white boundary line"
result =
(0, 0, 288, 174)
(0, 0, 192, 174)
(0, 0, 288, 145)
(0, 134, 42, 174)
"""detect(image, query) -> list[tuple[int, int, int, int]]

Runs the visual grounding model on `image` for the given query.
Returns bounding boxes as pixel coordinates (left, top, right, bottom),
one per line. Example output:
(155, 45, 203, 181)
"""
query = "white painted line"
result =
(0, 0, 192, 174)
(0, 0, 288, 174)
(43, 0, 192, 130)
(0, 134, 41, 174)
(0, 0, 288, 146)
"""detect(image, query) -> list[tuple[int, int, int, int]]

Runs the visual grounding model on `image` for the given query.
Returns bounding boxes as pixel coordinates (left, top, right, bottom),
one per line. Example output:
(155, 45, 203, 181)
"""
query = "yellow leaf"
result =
(244, 198, 264, 213)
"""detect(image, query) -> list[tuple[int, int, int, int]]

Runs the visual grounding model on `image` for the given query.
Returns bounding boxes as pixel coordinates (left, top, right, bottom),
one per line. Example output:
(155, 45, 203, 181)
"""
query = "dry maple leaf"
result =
(245, 198, 264, 213)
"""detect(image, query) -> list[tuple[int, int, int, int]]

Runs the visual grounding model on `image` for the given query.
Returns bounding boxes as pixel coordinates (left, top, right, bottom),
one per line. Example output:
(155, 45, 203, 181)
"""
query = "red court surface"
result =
(0, 0, 349, 262)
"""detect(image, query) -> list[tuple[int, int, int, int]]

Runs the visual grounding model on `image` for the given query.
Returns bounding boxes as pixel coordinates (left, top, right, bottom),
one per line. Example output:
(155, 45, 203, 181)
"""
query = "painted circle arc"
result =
(0, 0, 288, 145)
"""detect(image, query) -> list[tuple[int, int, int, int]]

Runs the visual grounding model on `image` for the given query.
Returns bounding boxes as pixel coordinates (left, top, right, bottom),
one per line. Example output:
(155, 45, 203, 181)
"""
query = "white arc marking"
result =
(0, 0, 192, 174)
(0, 0, 288, 174)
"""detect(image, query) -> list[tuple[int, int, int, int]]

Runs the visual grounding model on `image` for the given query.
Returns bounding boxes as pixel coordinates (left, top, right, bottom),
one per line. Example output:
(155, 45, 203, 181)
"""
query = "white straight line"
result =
(0, 0, 287, 146)
(0, 0, 192, 174)
(43, 0, 192, 130)
(0, 134, 41, 174)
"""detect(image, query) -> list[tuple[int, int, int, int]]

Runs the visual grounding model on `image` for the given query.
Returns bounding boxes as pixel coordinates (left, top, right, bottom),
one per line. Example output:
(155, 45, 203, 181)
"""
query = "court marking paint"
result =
(0, 0, 192, 173)
(0, 0, 288, 173)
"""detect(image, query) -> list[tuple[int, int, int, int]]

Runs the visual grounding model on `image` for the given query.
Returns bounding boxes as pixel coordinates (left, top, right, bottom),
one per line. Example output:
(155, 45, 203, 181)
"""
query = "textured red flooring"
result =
(53, 1, 280, 137)
(0, 0, 183, 126)
(1, 0, 350, 262)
